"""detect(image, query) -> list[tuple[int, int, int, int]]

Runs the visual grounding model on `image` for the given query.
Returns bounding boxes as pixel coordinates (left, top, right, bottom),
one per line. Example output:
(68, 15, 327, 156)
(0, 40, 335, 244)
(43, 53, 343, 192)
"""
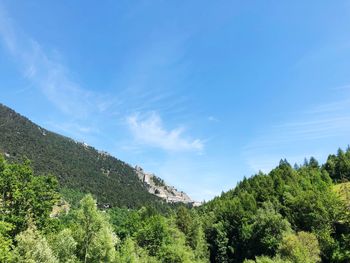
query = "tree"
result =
(14, 224, 58, 263)
(89, 224, 118, 263)
(0, 221, 14, 262)
(49, 229, 78, 263)
(69, 194, 117, 263)
(244, 256, 291, 263)
(136, 215, 171, 257)
(207, 221, 229, 263)
(278, 232, 321, 263)
(324, 148, 350, 182)
(158, 242, 195, 263)
(0, 157, 59, 236)
(176, 206, 193, 236)
(175, 207, 209, 261)
(308, 157, 319, 169)
(116, 237, 159, 263)
(245, 202, 292, 257)
(108, 207, 142, 240)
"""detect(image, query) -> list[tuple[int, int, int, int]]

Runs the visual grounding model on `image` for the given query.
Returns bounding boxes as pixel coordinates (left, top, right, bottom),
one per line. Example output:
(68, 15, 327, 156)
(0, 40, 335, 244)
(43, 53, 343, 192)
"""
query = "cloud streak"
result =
(127, 112, 203, 152)
(243, 89, 350, 172)
(0, 4, 104, 119)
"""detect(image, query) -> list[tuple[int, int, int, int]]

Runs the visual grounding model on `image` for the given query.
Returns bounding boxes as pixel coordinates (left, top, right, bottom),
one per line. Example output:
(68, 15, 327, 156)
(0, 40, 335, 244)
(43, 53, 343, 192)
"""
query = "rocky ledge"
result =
(135, 166, 201, 207)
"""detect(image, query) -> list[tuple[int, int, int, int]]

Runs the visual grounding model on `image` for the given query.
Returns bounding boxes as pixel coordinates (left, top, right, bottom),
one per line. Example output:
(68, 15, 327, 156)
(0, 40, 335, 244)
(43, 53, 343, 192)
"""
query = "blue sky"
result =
(1, 1, 350, 201)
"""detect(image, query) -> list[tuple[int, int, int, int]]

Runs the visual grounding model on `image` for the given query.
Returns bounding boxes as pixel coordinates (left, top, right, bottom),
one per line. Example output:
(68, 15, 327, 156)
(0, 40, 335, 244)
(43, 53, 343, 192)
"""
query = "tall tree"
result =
(69, 194, 117, 263)
(0, 156, 59, 236)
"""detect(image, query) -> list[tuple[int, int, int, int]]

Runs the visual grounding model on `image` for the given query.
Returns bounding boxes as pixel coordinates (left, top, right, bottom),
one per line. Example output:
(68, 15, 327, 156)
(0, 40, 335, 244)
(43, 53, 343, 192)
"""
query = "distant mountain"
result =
(0, 103, 187, 209)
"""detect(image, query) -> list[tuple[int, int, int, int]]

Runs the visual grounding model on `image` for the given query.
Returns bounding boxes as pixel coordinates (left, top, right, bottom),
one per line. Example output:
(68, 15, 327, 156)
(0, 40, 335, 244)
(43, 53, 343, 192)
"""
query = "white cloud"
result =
(126, 112, 203, 152)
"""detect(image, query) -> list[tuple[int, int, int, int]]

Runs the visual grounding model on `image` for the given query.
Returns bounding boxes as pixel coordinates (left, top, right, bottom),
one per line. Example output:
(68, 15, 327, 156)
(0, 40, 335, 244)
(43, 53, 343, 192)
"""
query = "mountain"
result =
(0, 103, 192, 209)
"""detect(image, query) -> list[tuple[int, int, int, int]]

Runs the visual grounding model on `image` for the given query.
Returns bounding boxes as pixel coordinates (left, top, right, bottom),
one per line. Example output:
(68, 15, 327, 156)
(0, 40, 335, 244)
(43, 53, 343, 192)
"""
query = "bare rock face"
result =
(134, 165, 201, 207)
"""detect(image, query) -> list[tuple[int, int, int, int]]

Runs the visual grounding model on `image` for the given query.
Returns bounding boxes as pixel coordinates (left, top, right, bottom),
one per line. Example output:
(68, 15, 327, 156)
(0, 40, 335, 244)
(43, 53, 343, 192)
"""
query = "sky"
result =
(1, 1, 350, 201)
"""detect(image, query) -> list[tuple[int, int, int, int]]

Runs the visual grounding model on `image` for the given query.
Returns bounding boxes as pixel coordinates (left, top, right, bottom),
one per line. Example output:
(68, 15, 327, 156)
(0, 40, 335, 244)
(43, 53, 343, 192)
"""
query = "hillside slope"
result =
(0, 103, 165, 208)
(199, 153, 350, 262)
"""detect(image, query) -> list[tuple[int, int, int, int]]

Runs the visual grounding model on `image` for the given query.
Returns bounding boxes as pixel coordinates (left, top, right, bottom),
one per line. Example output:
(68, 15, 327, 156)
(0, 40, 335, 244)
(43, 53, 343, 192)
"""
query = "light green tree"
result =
(116, 237, 159, 263)
(0, 221, 14, 262)
(89, 224, 118, 262)
(158, 242, 195, 263)
(0, 157, 59, 236)
(244, 256, 291, 263)
(49, 228, 79, 263)
(278, 231, 321, 263)
(70, 194, 117, 263)
(14, 224, 58, 263)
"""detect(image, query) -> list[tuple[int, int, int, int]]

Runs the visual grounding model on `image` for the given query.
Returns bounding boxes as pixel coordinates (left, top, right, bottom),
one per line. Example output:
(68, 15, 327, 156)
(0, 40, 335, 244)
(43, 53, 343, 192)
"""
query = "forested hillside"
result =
(1, 146, 350, 262)
(0, 157, 208, 262)
(200, 148, 350, 262)
(1, 103, 350, 262)
(0, 104, 164, 209)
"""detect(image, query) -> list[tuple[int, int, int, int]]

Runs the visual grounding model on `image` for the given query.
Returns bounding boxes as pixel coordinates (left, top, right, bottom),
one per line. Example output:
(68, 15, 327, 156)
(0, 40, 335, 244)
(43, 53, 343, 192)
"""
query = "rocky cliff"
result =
(135, 166, 201, 206)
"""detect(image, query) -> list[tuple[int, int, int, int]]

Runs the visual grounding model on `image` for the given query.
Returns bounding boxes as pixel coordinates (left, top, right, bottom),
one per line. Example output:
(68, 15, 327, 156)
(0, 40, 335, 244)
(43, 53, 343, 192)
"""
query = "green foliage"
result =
(278, 231, 321, 263)
(244, 256, 291, 263)
(206, 221, 229, 263)
(49, 229, 78, 263)
(0, 104, 167, 209)
(333, 182, 350, 209)
(151, 176, 166, 187)
(324, 147, 350, 182)
(244, 202, 292, 257)
(108, 207, 142, 240)
(0, 221, 14, 262)
(201, 150, 350, 262)
(14, 224, 58, 263)
(0, 156, 59, 236)
(60, 188, 87, 209)
(176, 206, 209, 260)
(244, 231, 321, 263)
(116, 237, 160, 263)
(69, 194, 117, 263)
(176, 206, 193, 236)
(136, 215, 171, 256)
(158, 242, 195, 263)
(3, 115, 350, 263)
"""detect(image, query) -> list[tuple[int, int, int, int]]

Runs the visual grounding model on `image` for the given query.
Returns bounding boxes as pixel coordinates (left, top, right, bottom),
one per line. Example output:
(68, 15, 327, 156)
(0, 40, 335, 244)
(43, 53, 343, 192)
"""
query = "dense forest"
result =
(1, 145, 350, 262)
(0, 104, 167, 209)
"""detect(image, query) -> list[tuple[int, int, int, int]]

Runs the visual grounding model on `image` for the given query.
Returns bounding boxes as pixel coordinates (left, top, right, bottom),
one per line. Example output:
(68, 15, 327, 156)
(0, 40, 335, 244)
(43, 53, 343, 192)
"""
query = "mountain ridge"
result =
(0, 103, 193, 208)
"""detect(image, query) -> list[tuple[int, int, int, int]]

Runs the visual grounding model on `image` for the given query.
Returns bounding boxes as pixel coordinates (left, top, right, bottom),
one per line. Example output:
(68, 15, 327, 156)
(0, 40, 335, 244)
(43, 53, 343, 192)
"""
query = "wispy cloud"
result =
(243, 88, 350, 172)
(46, 121, 100, 137)
(0, 4, 108, 119)
(208, 116, 220, 122)
(109, 33, 192, 119)
(0, 4, 203, 152)
(126, 112, 204, 152)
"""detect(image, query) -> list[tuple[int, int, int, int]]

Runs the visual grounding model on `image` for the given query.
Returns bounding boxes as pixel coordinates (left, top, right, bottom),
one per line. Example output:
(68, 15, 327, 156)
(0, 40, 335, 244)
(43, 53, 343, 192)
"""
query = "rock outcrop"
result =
(135, 166, 201, 207)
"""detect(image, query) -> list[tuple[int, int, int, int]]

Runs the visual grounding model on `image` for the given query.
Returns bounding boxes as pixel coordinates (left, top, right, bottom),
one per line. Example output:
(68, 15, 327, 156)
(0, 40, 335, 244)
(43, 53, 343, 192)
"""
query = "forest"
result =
(1, 147, 350, 262)
(0, 104, 168, 210)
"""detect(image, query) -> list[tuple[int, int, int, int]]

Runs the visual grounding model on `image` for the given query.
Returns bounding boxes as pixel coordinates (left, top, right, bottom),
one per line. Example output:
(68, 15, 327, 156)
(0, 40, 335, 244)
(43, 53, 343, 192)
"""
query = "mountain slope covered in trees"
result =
(1, 103, 350, 262)
(2, 146, 350, 262)
(0, 103, 165, 208)
(200, 149, 350, 262)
